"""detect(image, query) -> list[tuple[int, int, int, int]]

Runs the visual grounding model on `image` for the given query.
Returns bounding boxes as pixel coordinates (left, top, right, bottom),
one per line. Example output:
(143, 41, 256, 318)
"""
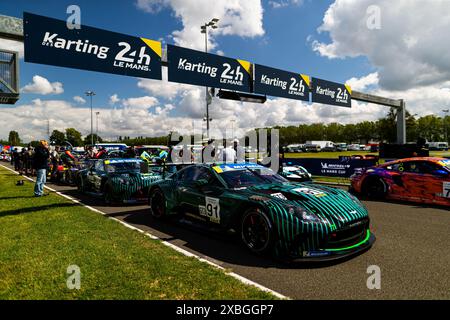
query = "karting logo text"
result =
(42, 32, 109, 59)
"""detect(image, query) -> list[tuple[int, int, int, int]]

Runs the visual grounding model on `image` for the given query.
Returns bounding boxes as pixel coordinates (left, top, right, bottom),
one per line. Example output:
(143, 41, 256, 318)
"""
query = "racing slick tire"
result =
(362, 176, 387, 200)
(149, 188, 166, 219)
(240, 208, 275, 255)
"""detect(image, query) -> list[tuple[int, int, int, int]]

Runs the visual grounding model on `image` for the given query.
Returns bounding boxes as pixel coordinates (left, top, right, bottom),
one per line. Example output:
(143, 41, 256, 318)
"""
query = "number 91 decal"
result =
(199, 197, 221, 223)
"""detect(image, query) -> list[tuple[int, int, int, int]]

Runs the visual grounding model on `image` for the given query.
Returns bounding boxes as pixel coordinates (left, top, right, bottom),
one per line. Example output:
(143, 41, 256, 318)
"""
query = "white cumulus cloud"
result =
(109, 94, 121, 105)
(311, 0, 450, 90)
(73, 96, 86, 104)
(269, 0, 303, 9)
(21, 75, 64, 95)
(121, 96, 159, 110)
(136, 0, 265, 51)
(137, 68, 192, 100)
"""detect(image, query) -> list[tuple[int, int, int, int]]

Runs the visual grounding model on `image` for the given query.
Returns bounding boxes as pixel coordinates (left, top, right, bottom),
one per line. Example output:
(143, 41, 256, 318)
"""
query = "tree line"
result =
(2, 109, 449, 148)
(273, 109, 450, 146)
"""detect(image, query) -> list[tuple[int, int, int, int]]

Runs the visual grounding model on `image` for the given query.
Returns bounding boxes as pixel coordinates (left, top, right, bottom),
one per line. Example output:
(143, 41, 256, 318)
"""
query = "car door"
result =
(410, 161, 450, 202)
(176, 166, 202, 215)
(399, 160, 448, 202)
(383, 162, 408, 199)
(85, 161, 98, 191)
(396, 161, 429, 201)
(87, 160, 105, 193)
(177, 166, 224, 224)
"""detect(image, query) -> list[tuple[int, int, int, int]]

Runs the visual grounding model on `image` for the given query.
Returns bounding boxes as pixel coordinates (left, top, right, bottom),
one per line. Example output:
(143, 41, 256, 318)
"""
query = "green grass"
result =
(0, 166, 276, 300)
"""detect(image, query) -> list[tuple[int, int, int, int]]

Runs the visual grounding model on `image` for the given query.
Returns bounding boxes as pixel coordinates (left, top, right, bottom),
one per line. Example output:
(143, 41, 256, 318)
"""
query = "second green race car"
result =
(148, 163, 375, 261)
(76, 158, 174, 203)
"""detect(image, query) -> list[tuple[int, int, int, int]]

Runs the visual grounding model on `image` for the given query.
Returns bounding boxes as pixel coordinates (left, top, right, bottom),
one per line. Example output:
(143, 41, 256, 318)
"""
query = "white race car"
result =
(280, 165, 312, 182)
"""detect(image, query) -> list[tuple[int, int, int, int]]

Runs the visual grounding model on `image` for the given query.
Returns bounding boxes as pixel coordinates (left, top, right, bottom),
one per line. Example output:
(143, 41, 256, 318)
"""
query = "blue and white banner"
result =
(24, 12, 162, 80)
(254, 64, 310, 101)
(167, 44, 252, 92)
(311, 77, 352, 108)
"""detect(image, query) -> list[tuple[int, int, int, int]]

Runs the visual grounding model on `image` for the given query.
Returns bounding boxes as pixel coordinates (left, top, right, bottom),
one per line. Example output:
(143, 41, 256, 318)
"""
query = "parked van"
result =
(306, 141, 335, 151)
(336, 143, 348, 151)
(347, 144, 361, 151)
(286, 144, 304, 153)
(428, 142, 448, 151)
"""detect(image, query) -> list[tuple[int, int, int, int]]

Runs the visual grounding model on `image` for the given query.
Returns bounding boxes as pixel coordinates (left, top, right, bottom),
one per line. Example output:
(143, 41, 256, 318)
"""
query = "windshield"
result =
(105, 161, 142, 173)
(218, 166, 288, 188)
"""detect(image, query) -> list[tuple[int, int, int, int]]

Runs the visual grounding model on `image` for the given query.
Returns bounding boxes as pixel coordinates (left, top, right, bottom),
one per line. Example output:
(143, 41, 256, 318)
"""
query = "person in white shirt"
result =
(218, 139, 236, 163)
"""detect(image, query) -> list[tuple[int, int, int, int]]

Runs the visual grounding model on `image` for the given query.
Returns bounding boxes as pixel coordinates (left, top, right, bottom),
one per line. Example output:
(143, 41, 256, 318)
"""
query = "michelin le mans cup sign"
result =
(167, 44, 252, 93)
(311, 77, 352, 108)
(254, 64, 310, 101)
(23, 12, 162, 80)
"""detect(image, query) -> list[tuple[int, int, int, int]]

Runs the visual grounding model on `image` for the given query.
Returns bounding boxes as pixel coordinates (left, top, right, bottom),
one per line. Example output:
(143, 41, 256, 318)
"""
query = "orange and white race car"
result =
(350, 157, 450, 206)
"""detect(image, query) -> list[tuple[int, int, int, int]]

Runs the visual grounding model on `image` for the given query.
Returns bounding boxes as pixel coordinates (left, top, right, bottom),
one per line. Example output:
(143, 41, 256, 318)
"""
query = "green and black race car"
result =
(76, 158, 174, 203)
(148, 163, 375, 261)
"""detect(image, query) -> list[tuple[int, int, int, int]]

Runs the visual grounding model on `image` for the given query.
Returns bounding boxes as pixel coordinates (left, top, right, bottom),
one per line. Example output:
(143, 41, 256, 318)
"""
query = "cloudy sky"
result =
(1, 0, 450, 142)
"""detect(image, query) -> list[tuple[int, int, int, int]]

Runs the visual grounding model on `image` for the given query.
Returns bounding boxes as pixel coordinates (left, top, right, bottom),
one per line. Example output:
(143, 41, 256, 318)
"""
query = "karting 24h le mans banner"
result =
(254, 64, 310, 101)
(311, 77, 352, 108)
(167, 44, 252, 93)
(23, 12, 162, 80)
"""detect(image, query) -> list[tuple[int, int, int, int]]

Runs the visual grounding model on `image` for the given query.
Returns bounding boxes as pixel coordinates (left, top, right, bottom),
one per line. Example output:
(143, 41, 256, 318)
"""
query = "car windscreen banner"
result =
(167, 44, 252, 92)
(311, 77, 352, 108)
(23, 12, 162, 80)
(254, 64, 310, 101)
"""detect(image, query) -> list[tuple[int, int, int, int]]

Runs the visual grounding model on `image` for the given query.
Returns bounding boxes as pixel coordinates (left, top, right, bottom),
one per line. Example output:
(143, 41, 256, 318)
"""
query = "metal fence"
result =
(0, 49, 19, 104)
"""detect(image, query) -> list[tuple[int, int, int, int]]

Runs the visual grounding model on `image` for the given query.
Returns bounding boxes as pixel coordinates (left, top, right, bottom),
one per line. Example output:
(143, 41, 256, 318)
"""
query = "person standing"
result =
(218, 139, 236, 164)
(50, 146, 60, 180)
(21, 148, 29, 175)
(12, 148, 18, 170)
(33, 140, 50, 197)
(18, 148, 26, 174)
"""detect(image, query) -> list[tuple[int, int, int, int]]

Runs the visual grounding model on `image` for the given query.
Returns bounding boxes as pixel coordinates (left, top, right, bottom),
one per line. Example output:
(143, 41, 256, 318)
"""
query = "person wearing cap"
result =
(33, 140, 50, 197)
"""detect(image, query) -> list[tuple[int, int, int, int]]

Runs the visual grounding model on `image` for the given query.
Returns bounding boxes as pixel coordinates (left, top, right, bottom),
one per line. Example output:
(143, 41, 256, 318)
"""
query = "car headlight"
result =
(287, 206, 321, 223)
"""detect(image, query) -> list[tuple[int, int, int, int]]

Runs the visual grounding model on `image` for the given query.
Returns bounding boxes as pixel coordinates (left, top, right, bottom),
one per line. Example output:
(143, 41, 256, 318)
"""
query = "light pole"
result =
(95, 112, 100, 144)
(443, 109, 449, 143)
(85, 91, 96, 146)
(201, 18, 219, 139)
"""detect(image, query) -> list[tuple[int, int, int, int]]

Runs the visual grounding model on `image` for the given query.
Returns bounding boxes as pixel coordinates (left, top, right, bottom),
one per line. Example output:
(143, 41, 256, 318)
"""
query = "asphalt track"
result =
(9, 166, 450, 299)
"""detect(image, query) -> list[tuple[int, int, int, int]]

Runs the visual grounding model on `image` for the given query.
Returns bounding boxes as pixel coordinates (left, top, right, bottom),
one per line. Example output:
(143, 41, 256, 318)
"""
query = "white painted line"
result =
(0, 164, 289, 300)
